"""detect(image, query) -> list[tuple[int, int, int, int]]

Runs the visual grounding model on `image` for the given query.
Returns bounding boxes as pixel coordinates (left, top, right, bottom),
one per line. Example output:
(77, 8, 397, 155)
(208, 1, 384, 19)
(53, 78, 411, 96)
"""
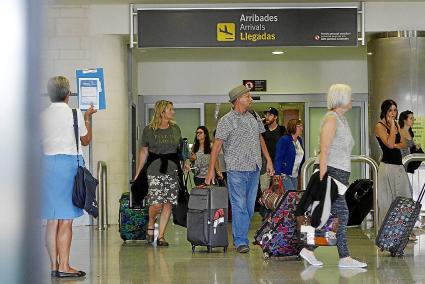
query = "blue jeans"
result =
(281, 175, 298, 191)
(227, 170, 260, 247)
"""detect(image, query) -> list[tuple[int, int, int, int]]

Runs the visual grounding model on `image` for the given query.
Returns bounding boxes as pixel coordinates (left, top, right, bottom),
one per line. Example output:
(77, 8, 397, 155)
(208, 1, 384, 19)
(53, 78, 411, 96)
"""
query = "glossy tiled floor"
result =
(45, 215, 425, 284)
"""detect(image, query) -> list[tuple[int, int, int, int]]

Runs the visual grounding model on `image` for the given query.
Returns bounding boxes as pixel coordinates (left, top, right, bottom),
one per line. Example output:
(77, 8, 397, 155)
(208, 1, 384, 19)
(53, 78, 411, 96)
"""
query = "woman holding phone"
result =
(374, 99, 411, 230)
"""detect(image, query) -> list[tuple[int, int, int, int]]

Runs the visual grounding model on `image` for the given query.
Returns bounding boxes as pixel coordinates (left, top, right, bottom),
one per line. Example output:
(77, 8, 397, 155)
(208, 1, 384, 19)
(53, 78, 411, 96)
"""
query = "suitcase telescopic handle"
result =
(417, 182, 425, 204)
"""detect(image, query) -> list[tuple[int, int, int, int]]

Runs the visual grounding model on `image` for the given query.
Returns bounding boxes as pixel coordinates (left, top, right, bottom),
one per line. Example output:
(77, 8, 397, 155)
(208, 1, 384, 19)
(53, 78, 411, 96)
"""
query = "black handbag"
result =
(130, 171, 148, 207)
(72, 109, 99, 218)
(172, 173, 190, 227)
(407, 147, 424, 173)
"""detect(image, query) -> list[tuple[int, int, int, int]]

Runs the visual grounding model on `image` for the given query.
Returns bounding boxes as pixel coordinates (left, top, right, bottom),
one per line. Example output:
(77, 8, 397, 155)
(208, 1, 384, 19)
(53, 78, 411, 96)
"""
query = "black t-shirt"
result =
(262, 125, 286, 160)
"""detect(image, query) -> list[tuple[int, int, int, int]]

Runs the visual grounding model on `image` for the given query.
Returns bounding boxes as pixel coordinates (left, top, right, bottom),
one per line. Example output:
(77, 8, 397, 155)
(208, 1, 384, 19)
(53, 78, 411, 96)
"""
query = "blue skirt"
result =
(42, 154, 84, 220)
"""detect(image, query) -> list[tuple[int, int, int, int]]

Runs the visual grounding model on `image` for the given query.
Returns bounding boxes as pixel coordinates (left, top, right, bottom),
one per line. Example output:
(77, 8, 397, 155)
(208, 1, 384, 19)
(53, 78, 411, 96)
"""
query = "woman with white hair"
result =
(299, 84, 367, 269)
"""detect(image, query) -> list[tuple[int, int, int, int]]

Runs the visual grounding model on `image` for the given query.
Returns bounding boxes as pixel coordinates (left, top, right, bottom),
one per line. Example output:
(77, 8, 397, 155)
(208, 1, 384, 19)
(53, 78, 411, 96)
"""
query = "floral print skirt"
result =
(146, 174, 179, 206)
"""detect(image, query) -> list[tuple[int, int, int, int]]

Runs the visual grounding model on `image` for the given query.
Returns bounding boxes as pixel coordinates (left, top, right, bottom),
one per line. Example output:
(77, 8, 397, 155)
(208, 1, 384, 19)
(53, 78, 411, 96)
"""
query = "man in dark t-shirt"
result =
(259, 107, 286, 216)
(262, 107, 286, 162)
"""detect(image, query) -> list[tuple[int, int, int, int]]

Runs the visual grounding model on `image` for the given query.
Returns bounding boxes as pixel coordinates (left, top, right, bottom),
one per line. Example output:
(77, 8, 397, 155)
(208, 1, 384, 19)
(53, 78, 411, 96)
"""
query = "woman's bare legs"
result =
(148, 204, 162, 228)
(158, 203, 172, 240)
(56, 219, 79, 273)
(45, 220, 59, 271)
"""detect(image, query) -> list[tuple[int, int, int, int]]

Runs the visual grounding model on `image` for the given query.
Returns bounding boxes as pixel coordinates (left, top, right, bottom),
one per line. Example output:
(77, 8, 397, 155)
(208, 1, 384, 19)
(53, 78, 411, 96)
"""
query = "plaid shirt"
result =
(215, 109, 265, 171)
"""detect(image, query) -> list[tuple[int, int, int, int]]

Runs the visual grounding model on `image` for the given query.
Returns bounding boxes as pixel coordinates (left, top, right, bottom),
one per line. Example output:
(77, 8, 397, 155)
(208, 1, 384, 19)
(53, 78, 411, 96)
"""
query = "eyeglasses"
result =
(196, 131, 204, 134)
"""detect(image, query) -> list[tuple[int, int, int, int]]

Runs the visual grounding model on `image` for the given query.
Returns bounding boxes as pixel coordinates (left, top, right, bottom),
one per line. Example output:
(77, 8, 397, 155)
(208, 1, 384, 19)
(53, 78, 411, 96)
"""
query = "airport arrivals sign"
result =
(137, 8, 358, 48)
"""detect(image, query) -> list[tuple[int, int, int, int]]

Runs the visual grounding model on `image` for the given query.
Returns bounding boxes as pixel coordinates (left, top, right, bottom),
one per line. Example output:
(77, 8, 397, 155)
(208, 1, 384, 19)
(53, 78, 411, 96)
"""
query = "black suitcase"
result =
(376, 183, 425, 256)
(187, 185, 228, 253)
(345, 179, 373, 226)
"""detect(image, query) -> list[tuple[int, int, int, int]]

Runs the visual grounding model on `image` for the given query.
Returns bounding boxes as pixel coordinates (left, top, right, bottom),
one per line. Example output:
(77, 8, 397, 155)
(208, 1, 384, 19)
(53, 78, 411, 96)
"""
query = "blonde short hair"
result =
(327, 84, 352, 110)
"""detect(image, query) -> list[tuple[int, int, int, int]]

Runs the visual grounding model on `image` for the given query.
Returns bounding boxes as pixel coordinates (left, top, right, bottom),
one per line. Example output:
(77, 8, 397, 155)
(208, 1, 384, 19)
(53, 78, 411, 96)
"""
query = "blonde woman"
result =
(134, 100, 183, 246)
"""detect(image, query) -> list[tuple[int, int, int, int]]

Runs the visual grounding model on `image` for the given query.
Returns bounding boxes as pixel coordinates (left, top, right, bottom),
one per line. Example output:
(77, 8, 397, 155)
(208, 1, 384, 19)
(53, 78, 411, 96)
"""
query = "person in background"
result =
(374, 100, 411, 230)
(41, 76, 96, 278)
(134, 100, 183, 247)
(274, 119, 305, 191)
(258, 107, 286, 217)
(260, 107, 286, 189)
(399, 110, 423, 179)
(399, 110, 421, 158)
(299, 84, 367, 268)
(205, 85, 274, 254)
(213, 129, 227, 186)
(189, 126, 221, 185)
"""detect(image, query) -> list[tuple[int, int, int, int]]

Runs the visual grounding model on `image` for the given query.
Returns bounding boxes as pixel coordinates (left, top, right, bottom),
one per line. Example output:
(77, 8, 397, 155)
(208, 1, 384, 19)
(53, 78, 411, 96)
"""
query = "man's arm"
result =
(260, 135, 275, 176)
(205, 139, 224, 185)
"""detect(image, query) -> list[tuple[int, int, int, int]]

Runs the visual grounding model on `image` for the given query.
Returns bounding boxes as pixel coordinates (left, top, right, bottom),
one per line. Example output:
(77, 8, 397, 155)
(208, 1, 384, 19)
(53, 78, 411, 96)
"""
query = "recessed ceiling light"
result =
(367, 52, 373, 55)
(272, 51, 285, 55)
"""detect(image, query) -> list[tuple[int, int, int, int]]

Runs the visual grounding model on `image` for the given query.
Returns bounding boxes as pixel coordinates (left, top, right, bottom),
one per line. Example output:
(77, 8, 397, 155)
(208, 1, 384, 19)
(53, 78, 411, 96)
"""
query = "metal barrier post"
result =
(300, 155, 379, 235)
(97, 161, 108, 231)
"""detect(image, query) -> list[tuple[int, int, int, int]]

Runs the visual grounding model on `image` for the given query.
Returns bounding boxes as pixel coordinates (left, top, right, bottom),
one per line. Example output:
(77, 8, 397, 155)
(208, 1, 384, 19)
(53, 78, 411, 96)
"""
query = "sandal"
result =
(146, 228, 155, 244)
(157, 237, 169, 247)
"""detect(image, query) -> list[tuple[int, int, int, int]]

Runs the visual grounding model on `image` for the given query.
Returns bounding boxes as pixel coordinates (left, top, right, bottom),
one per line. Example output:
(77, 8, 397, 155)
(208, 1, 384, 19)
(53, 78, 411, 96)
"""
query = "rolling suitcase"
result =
(253, 190, 304, 259)
(118, 192, 149, 241)
(376, 182, 425, 256)
(345, 179, 373, 226)
(187, 185, 228, 253)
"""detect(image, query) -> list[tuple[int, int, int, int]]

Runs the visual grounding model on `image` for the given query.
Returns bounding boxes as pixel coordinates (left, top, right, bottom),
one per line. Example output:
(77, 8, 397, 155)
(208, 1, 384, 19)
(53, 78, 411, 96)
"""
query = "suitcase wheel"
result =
(207, 246, 212, 253)
(390, 251, 403, 257)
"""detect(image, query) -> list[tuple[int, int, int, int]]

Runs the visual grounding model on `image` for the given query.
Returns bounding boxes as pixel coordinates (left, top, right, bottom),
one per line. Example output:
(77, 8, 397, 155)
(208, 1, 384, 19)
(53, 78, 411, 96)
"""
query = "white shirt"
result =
(291, 139, 304, 177)
(41, 103, 88, 155)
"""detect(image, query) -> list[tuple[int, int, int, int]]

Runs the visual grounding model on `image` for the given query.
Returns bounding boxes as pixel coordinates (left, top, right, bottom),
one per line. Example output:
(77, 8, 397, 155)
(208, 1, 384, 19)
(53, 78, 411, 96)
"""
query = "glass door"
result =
(305, 102, 366, 182)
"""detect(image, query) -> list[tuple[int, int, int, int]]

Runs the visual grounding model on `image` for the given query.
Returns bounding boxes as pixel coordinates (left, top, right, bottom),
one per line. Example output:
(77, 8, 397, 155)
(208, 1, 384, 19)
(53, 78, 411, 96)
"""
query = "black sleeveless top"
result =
(376, 122, 402, 165)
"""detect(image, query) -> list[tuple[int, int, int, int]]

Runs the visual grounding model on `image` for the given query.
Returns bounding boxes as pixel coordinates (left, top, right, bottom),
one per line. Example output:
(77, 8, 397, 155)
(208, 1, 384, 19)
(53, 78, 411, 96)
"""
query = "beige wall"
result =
(138, 59, 368, 96)
(42, 4, 128, 225)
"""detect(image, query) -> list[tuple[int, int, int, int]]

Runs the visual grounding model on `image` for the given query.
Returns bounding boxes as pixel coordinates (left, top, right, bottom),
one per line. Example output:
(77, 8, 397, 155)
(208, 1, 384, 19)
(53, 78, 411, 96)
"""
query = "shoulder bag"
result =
(72, 109, 99, 218)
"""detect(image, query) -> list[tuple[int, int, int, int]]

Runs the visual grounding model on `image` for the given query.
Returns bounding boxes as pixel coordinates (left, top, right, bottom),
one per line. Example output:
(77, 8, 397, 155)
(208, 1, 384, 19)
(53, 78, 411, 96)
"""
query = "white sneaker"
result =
(338, 257, 367, 268)
(299, 248, 324, 266)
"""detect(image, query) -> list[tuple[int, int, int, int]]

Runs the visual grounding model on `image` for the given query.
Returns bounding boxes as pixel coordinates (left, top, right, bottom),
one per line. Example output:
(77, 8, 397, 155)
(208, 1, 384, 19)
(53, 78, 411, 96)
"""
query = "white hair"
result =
(327, 84, 352, 110)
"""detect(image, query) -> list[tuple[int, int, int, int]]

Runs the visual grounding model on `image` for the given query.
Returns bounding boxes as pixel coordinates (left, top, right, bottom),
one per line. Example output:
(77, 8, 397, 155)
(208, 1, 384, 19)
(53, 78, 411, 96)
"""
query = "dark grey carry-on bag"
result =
(376, 182, 425, 256)
(187, 185, 228, 253)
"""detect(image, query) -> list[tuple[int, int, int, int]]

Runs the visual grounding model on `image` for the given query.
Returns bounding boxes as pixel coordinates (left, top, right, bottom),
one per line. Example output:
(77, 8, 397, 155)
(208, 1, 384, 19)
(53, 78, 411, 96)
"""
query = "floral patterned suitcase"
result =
(119, 192, 148, 241)
(253, 190, 304, 259)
